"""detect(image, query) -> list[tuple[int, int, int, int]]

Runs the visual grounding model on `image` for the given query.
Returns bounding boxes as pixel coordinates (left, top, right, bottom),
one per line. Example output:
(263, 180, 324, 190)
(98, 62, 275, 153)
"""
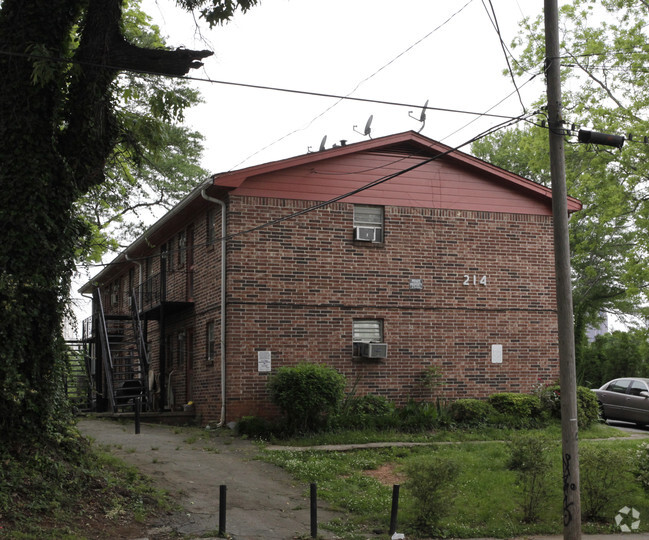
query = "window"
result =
(206, 321, 216, 365)
(607, 379, 630, 394)
(629, 380, 649, 396)
(110, 280, 120, 307)
(353, 205, 383, 242)
(352, 319, 386, 358)
(178, 231, 187, 267)
(207, 208, 216, 245)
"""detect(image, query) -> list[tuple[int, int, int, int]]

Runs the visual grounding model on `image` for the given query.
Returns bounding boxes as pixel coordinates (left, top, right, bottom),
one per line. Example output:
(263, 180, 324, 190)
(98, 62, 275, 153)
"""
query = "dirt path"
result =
(78, 418, 340, 540)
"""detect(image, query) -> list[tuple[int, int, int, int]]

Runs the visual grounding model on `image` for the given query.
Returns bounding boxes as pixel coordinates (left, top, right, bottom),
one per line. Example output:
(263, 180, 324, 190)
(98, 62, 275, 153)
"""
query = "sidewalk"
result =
(78, 418, 341, 539)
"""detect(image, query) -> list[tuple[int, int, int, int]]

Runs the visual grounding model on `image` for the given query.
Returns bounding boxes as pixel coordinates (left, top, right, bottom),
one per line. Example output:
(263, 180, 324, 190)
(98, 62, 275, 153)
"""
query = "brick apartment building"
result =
(79, 131, 581, 425)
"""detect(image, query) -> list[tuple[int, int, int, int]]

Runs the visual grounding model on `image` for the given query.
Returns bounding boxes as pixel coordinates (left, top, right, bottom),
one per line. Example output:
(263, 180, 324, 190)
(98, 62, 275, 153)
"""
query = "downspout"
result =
(124, 252, 142, 307)
(201, 189, 227, 427)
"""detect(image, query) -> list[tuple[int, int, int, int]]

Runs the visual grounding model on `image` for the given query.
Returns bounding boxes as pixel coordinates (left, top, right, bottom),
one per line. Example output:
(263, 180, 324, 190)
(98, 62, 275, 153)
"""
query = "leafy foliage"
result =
(450, 398, 495, 425)
(404, 454, 461, 531)
(0, 0, 257, 453)
(472, 0, 649, 361)
(268, 363, 346, 433)
(580, 443, 630, 521)
(579, 329, 649, 387)
(488, 392, 543, 418)
(506, 433, 556, 523)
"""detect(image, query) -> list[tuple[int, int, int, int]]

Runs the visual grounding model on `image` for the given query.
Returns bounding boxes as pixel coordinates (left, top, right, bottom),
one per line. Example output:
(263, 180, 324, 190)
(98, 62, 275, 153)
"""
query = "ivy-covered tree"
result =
(78, 0, 209, 261)
(472, 0, 649, 364)
(0, 0, 258, 446)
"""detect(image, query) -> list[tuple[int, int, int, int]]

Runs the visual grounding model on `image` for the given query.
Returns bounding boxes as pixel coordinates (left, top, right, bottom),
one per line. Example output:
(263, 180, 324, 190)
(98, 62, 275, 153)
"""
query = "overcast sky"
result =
(142, 0, 550, 173)
(73, 0, 578, 328)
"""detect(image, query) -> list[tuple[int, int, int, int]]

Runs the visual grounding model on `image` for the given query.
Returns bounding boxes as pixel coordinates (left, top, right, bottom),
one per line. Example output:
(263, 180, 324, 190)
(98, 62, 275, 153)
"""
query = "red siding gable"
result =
(213, 132, 580, 216)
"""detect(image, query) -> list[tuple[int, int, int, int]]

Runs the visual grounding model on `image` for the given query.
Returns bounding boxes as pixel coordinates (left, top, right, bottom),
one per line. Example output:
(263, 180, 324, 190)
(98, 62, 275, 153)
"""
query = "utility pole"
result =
(543, 1, 581, 539)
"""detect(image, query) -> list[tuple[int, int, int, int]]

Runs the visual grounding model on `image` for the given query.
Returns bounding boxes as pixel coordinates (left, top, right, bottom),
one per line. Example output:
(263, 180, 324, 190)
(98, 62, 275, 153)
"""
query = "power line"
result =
(0, 47, 520, 122)
(84, 111, 534, 269)
(482, 0, 526, 112)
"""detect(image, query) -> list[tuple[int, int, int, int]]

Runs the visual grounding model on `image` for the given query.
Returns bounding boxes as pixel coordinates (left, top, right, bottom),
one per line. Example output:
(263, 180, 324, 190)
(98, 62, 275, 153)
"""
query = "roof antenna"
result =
(308, 135, 328, 153)
(353, 114, 373, 138)
(319, 135, 327, 151)
(408, 99, 428, 132)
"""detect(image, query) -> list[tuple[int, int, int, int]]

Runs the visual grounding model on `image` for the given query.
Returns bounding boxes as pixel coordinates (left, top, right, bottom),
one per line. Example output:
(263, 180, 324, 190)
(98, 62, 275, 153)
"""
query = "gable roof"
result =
(80, 131, 580, 293)
(209, 130, 581, 214)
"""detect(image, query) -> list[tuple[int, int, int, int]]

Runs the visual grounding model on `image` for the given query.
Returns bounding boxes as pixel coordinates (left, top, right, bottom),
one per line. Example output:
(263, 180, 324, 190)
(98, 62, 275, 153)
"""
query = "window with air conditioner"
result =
(353, 205, 384, 243)
(352, 319, 387, 358)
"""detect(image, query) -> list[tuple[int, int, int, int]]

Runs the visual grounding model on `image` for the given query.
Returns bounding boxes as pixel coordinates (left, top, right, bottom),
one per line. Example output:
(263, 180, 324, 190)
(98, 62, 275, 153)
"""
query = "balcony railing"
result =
(133, 269, 192, 313)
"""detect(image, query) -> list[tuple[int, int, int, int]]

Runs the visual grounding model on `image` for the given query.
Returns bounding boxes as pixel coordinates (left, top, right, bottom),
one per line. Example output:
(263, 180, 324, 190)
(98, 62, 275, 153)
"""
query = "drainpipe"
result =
(201, 189, 227, 427)
(124, 252, 143, 307)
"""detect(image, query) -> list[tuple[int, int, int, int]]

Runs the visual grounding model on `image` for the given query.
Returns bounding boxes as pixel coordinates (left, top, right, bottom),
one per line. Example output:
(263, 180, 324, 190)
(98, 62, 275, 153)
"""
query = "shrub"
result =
(506, 433, 555, 522)
(236, 415, 274, 440)
(405, 454, 460, 530)
(344, 394, 394, 416)
(634, 442, 649, 494)
(396, 399, 452, 432)
(331, 394, 397, 431)
(450, 398, 494, 425)
(537, 384, 599, 428)
(580, 444, 630, 521)
(576, 386, 599, 428)
(488, 392, 542, 417)
(267, 363, 346, 433)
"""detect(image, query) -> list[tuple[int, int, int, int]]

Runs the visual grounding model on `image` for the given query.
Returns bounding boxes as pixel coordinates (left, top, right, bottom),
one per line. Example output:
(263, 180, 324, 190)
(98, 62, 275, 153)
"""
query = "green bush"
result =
(396, 399, 452, 432)
(488, 392, 542, 417)
(405, 454, 461, 530)
(580, 444, 630, 521)
(236, 415, 274, 440)
(576, 386, 599, 428)
(634, 442, 649, 494)
(331, 394, 397, 431)
(537, 384, 599, 428)
(506, 433, 555, 523)
(450, 398, 494, 425)
(267, 363, 346, 433)
(345, 394, 394, 416)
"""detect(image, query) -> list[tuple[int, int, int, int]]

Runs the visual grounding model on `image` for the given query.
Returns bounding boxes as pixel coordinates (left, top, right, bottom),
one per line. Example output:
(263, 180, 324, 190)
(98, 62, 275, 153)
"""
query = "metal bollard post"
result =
(218, 484, 227, 536)
(310, 482, 317, 538)
(134, 397, 141, 435)
(389, 484, 400, 535)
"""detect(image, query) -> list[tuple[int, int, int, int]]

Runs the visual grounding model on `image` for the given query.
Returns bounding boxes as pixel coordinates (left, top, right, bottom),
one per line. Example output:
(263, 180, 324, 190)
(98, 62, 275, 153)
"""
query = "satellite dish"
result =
(409, 99, 429, 132)
(319, 135, 327, 151)
(353, 114, 374, 138)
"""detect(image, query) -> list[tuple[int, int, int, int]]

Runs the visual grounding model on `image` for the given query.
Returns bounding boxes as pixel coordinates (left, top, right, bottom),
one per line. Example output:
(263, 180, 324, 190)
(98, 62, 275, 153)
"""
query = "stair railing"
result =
(94, 287, 117, 412)
(130, 288, 151, 409)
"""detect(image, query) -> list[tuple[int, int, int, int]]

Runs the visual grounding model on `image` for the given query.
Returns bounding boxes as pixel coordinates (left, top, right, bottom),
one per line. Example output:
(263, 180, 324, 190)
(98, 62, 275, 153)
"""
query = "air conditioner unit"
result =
(358, 342, 388, 359)
(354, 226, 379, 242)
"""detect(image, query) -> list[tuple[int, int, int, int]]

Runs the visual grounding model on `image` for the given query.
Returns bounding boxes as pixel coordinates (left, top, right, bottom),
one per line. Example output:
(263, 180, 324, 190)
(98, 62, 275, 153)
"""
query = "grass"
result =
(0, 428, 173, 539)
(271, 420, 625, 447)
(261, 422, 649, 539)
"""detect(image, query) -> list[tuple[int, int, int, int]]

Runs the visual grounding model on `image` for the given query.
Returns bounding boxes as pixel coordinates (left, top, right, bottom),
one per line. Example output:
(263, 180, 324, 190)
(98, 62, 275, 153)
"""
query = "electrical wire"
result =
(482, 0, 526, 112)
(0, 48, 521, 122)
(83, 110, 534, 268)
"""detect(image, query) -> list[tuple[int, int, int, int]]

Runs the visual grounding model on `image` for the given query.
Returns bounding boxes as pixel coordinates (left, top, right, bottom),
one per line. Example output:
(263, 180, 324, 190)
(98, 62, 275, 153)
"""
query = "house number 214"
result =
(463, 275, 487, 286)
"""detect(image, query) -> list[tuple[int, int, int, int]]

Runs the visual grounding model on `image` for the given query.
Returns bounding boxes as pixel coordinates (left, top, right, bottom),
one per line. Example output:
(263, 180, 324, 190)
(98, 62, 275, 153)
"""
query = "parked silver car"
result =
(593, 377, 649, 426)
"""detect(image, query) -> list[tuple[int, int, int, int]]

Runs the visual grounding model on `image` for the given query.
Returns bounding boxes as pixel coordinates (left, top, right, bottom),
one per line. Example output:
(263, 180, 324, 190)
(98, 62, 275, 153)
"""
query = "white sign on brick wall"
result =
(491, 344, 503, 364)
(258, 351, 272, 372)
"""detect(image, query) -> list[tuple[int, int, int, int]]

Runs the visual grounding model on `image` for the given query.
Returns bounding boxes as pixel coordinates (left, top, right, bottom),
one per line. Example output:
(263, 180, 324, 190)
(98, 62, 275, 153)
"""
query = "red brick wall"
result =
(95, 194, 560, 424)
(220, 196, 559, 421)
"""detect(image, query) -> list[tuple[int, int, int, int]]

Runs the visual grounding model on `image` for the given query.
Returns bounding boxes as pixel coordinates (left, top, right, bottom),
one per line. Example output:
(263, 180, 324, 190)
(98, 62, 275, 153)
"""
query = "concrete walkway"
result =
(78, 418, 341, 539)
(79, 418, 649, 540)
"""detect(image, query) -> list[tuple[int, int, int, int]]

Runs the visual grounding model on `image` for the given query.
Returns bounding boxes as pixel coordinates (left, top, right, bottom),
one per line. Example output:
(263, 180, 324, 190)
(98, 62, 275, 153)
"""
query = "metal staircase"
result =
(94, 287, 149, 412)
(64, 340, 92, 411)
